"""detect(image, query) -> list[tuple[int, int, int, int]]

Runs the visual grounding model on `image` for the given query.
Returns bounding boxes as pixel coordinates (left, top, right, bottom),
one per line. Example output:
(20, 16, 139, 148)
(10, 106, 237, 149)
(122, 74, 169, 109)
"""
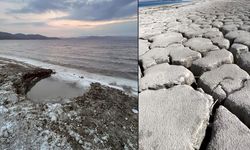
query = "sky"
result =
(0, 0, 137, 37)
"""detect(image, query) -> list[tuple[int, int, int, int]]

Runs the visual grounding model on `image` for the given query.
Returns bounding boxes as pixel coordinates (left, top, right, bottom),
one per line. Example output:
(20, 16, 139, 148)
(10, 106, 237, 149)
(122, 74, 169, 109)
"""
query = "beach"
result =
(0, 37, 138, 95)
(139, 0, 250, 149)
(0, 57, 138, 149)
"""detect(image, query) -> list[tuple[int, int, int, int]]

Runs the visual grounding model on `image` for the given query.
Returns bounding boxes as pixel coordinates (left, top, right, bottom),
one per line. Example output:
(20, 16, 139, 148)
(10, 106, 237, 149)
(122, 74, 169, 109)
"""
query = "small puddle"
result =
(27, 76, 89, 103)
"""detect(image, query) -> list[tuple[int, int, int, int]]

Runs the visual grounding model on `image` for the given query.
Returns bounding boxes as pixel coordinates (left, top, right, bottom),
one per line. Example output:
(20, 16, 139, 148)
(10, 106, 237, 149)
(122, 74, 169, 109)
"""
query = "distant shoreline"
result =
(0, 31, 59, 40)
(139, 0, 191, 7)
(0, 54, 138, 95)
(0, 31, 137, 40)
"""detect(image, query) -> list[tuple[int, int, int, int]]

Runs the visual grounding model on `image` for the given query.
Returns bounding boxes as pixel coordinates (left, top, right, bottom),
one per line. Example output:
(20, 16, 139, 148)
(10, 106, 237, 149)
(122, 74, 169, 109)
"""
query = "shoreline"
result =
(0, 57, 138, 149)
(139, 0, 192, 8)
(0, 54, 138, 96)
(139, 0, 200, 9)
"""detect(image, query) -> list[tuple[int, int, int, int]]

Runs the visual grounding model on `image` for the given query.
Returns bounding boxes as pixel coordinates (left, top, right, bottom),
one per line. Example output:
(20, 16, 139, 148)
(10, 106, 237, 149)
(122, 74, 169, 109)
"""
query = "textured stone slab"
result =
(225, 80, 250, 128)
(191, 49, 233, 76)
(140, 63, 195, 91)
(184, 38, 219, 54)
(221, 24, 238, 34)
(139, 85, 213, 150)
(149, 32, 183, 48)
(225, 30, 250, 40)
(234, 34, 250, 47)
(183, 28, 204, 39)
(203, 31, 223, 39)
(229, 43, 249, 58)
(169, 24, 203, 38)
(211, 37, 230, 49)
(140, 44, 202, 69)
(225, 30, 250, 46)
(207, 106, 250, 150)
(239, 24, 250, 31)
(237, 52, 250, 74)
(140, 48, 170, 70)
(139, 39, 150, 56)
(198, 64, 250, 101)
(169, 45, 202, 68)
(212, 21, 223, 28)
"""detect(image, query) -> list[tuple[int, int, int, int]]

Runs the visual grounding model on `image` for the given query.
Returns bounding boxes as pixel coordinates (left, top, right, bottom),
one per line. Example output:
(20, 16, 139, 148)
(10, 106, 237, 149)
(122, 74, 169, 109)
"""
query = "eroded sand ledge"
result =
(0, 58, 138, 149)
(139, 0, 250, 149)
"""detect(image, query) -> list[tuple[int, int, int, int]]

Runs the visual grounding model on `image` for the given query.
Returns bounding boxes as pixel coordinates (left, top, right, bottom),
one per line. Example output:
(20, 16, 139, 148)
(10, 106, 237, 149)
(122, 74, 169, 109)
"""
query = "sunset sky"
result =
(0, 0, 137, 37)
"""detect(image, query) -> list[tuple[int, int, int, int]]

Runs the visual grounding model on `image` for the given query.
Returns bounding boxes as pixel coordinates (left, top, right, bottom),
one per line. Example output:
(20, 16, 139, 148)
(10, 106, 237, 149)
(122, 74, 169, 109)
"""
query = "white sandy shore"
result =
(0, 54, 138, 95)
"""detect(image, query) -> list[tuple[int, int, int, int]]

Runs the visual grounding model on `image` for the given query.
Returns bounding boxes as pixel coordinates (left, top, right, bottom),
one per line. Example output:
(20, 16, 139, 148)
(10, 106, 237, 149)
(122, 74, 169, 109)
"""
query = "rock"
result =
(184, 37, 219, 55)
(22, 68, 53, 80)
(140, 43, 201, 69)
(237, 52, 250, 74)
(229, 43, 249, 60)
(0, 122, 14, 138)
(140, 63, 195, 91)
(234, 34, 250, 47)
(149, 32, 183, 48)
(139, 85, 213, 150)
(212, 21, 223, 28)
(21, 68, 53, 94)
(139, 39, 150, 56)
(198, 64, 250, 101)
(187, 15, 201, 21)
(183, 28, 204, 39)
(46, 103, 63, 121)
(0, 91, 18, 105)
(0, 106, 8, 114)
(239, 24, 250, 31)
(221, 24, 238, 34)
(207, 106, 250, 150)
(225, 30, 250, 44)
(191, 49, 233, 76)
(169, 24, 203, 38)
(225, 80, 250, 128)
(211, 37, 230, 49)
(169, 45, 202, 68)
(203, 31, 223, 39)
(139, 48, 170, 70)
(200, 25, 212, 29)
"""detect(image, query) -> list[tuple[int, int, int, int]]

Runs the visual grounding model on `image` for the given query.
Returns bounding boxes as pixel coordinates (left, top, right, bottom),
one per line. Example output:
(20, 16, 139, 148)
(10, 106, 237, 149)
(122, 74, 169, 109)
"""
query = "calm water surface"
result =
(139, 0, 189, 7)
(0, 37, 137, 80)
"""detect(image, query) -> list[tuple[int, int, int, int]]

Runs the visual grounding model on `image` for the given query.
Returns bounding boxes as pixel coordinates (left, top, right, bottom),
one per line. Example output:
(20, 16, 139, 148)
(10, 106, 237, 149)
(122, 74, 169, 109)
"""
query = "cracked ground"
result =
(139, 0, 250, 149)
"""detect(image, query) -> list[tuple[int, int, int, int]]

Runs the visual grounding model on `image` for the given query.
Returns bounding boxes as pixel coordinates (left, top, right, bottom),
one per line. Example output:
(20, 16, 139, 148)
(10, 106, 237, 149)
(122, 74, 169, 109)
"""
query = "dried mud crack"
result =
(139, 0, 250, 149)
(0, 58, 138, 149)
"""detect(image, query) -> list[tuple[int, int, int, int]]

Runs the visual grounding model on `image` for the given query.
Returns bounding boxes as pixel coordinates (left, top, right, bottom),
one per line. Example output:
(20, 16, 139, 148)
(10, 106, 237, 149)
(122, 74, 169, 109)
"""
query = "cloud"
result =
(0, 0, 137, 37)
(47, 17, 136, 29)
(10, 0, 137, 21)
(10, 22, 46, 27)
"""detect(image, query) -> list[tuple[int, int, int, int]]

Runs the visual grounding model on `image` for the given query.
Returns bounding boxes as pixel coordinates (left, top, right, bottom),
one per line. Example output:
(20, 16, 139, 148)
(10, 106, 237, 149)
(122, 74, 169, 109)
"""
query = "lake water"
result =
(27, 76, 88, 103)
(0, 37, 137, 80)
(0, 37, 138, 99)
(139, 0, 189, 7)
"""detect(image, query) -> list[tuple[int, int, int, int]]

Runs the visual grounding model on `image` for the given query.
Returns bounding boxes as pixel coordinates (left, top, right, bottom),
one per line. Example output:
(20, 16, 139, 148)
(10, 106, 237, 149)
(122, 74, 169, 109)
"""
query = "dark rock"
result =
(22, 68, 53, 94)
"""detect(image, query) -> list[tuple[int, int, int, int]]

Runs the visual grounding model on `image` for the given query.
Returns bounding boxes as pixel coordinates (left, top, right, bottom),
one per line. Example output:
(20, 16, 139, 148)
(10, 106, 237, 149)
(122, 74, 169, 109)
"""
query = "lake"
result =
(139, 0, 189, 7)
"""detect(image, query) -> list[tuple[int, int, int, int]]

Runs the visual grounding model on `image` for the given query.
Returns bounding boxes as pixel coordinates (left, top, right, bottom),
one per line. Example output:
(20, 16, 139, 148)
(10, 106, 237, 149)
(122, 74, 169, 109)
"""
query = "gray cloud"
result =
(10, 0, 137, 21)
(10, 22, 47, 26)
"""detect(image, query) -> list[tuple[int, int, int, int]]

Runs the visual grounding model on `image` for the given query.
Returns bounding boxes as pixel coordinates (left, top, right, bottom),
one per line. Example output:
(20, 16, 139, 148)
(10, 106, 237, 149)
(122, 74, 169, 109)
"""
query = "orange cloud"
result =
(47, 17, 136, 28)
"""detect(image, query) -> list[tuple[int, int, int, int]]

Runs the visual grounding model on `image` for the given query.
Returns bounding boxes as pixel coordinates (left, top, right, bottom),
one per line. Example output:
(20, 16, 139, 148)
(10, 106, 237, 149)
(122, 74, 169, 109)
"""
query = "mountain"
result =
(74, 36, 137, 40)
(0, 32, 59, 40)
